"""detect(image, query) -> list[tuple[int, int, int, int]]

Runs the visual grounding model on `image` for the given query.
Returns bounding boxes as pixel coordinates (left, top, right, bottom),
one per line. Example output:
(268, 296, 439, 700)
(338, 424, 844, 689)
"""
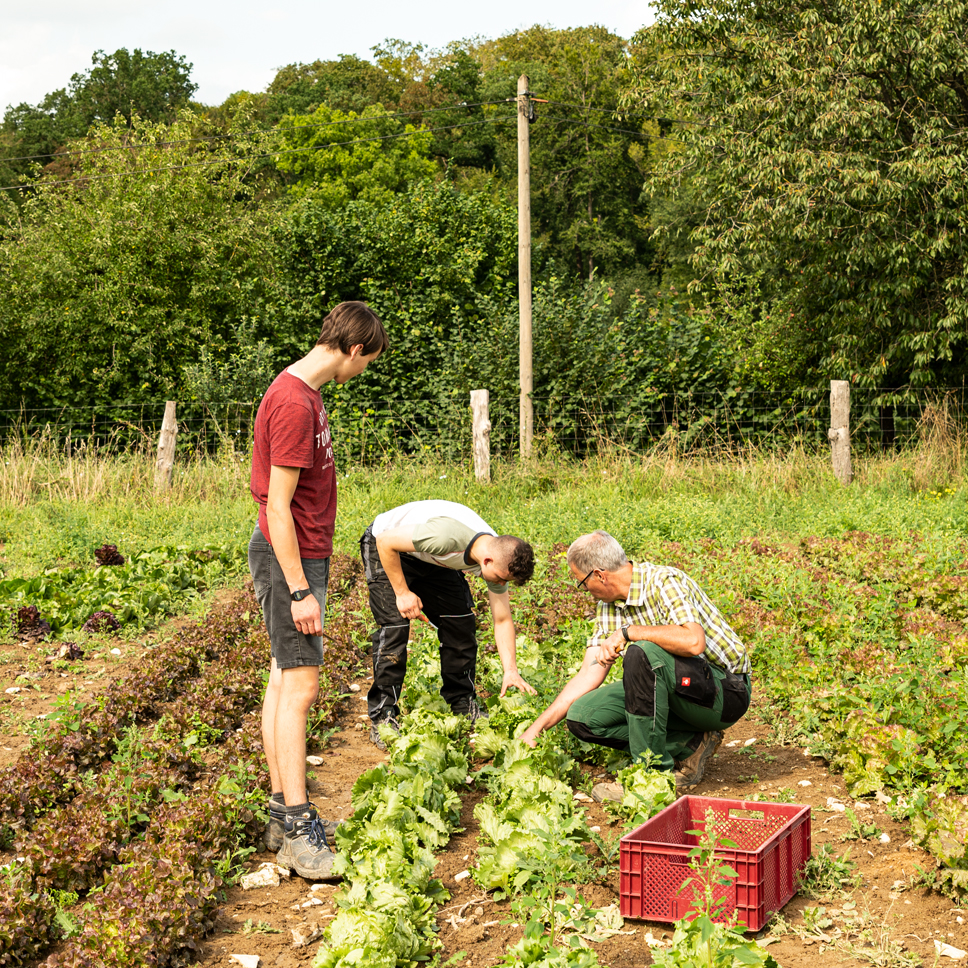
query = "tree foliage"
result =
(1, 49, 196, 190)
(264, 55, 399, 121)
(272, 179, 517, 391)
(629, 0, 968, 388)
(274, 104, 436, 204)
(482, 26, 653, 281)
(0, 110, 275, 414)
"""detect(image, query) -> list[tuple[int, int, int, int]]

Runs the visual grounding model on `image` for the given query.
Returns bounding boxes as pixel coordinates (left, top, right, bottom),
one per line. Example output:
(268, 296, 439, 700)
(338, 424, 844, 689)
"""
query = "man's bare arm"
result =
(487, 590, 537, 697)
(518, 650, 610, 746)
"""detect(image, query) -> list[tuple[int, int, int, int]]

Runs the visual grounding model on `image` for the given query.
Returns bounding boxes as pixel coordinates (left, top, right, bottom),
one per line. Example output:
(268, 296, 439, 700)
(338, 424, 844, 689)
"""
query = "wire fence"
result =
(0, 387, 963, 463)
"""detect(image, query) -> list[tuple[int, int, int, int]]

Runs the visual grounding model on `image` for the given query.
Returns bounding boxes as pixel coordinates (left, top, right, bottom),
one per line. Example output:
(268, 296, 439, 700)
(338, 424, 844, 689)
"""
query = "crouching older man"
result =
(519, 530, 751, 795)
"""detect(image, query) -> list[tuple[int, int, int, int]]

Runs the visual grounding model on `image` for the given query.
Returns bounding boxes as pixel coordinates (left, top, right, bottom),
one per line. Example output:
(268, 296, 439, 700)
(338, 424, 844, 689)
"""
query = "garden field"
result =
(2, 447, 968, 967)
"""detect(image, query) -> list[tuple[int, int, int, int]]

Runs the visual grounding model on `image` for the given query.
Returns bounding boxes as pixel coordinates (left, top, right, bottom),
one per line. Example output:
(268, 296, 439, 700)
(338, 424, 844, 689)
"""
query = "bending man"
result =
(360, 499, 537, 748)
(520, 530, 751, 794)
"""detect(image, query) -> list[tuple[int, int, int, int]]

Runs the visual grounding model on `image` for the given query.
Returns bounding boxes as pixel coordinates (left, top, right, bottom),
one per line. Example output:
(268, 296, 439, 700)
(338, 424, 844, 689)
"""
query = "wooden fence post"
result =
(155, 401, 178, 490)
(828, 380, 852, 484)
(471, 390, 491, 483)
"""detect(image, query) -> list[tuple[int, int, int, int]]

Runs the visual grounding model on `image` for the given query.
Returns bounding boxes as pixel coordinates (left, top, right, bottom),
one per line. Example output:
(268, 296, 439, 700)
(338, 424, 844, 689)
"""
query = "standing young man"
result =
(248, 301, 387, 879)
(360, 499, 537, 749)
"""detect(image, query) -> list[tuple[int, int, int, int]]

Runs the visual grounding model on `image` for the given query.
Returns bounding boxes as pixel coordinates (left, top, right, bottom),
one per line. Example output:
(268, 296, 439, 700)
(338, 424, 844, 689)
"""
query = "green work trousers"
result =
(566, 641, 751, 771)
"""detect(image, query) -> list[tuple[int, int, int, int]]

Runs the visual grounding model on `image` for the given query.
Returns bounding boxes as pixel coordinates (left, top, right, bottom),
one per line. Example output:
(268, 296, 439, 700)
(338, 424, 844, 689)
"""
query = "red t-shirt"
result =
(250, 369, 336, 559)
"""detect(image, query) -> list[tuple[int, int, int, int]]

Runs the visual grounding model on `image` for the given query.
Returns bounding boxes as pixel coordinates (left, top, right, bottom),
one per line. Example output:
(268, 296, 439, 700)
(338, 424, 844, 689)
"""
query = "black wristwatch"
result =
(290, 588, 312, 602)
(621, 625, 632, 643)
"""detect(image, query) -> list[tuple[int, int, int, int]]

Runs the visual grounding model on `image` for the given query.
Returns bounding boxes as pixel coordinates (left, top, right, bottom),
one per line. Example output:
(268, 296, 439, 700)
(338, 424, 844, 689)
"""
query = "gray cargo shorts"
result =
(247, 526, 328, 669)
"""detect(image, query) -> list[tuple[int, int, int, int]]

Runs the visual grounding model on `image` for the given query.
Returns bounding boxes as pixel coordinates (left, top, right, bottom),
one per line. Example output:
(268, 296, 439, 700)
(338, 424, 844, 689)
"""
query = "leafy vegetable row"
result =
(646, 532, 968, 895)
(0, 594, 292, 967)
(0, 600, 260, 831)
(2, 544, 244, 634)
(311, 634, 472, 968)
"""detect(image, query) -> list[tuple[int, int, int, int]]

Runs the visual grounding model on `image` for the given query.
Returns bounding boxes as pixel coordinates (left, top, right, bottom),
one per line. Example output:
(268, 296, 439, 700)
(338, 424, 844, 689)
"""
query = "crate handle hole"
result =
(728, 809, 765, 821)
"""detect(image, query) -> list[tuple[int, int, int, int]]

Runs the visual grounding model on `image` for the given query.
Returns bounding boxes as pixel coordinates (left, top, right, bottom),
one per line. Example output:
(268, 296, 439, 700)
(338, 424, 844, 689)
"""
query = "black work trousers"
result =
(360, 526, 478, 722)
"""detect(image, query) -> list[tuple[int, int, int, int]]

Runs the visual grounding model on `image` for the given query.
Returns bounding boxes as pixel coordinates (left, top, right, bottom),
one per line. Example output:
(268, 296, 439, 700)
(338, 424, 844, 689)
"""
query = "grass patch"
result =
(2, 430, 968, 580)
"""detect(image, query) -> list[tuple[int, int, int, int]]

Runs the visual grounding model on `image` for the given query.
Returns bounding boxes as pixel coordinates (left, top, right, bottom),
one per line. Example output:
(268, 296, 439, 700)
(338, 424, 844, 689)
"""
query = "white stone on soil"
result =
(240, 863, 290, 890)
(292, 923, 323, 946)
(935, 941, 967, 961)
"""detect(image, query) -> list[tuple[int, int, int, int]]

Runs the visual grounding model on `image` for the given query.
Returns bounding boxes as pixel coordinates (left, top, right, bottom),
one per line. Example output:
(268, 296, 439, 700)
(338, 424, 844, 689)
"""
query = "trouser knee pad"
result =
(623, 645, 658, 717)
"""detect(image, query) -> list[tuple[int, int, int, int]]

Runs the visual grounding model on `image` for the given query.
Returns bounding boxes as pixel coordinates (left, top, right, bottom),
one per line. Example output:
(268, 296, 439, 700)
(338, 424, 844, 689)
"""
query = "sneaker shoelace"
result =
(296, 815, 331, 851)
(466, 697, 484, 722)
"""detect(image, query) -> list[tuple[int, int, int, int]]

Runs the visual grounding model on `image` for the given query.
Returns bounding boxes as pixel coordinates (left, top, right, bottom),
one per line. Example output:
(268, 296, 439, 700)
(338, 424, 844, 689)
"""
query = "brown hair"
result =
(494, 535, 535, 585)
(316, 301, 389, 356)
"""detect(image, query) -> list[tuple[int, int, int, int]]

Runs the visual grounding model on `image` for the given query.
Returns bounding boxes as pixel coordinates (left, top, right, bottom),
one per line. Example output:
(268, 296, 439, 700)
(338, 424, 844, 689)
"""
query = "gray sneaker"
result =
(265, 802, 340, 853)
(276, 807, 340, 880)
(452, 695, 489, 724)
(673, 730, 724, 792)
(369, 713, 401, 752)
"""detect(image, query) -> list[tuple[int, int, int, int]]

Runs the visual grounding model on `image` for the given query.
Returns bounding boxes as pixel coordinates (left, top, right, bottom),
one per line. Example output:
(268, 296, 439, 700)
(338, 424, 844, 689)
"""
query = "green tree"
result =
(271, 180, 518, 453)
(264, 55, 399, 121)
(629, 0, 968, 389)
(0, 109, 277, 416)
(481, 26, 654, 281)
(1, 48, 196, 192)
(65, 48, 196, 127)
(424, 46, 501, 174)
(274, 103, 436, 205)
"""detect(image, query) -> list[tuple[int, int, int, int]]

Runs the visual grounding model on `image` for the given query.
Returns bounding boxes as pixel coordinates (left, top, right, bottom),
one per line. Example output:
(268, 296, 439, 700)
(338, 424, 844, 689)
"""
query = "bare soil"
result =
(3, 627, 966, 968)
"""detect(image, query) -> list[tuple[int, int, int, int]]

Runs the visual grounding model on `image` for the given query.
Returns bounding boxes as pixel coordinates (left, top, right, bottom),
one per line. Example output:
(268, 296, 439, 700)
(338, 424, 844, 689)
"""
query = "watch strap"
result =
(621, 625, 632, 643)
(290, 588, 311, 602)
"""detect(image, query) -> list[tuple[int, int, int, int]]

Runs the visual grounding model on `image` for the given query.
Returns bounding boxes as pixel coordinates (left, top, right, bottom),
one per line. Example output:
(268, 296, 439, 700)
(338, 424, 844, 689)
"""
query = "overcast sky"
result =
(1, 1, 653, 111)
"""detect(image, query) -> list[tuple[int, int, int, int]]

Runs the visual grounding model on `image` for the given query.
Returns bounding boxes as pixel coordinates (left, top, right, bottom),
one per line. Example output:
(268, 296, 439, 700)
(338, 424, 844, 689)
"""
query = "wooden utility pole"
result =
(155, 401, 178, 490)
(517, 74, 533, 459)
(470, 389, 491, 482)
(828, 380, 852, 484)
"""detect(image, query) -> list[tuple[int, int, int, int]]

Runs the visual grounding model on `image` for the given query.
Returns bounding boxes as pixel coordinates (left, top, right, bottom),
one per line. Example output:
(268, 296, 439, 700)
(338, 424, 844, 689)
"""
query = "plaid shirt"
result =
(588, 561, 750, 675)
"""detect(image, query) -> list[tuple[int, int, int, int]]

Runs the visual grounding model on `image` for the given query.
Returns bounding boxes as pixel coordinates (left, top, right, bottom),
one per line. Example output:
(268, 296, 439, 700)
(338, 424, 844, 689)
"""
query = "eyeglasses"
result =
(576, 568, 595, 590)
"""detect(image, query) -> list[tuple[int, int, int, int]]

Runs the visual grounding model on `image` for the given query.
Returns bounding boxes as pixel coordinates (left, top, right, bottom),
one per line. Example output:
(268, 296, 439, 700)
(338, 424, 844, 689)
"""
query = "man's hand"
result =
(596, 629, 626, 667)
(518, 726, 539, 748)
(291, 594, 322, 636)
(500, 670, 537, 697)
(395, 590, 423, 619)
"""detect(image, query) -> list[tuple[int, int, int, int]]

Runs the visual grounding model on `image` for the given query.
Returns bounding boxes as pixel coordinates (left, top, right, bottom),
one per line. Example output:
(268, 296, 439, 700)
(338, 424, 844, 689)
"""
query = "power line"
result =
(539, 99, 680, 126)
(539, 114, 685, 146)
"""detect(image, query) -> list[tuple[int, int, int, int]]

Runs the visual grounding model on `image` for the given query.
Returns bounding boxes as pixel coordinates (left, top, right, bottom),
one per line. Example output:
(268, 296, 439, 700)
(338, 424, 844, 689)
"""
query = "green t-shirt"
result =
(372, 500, 507, 594)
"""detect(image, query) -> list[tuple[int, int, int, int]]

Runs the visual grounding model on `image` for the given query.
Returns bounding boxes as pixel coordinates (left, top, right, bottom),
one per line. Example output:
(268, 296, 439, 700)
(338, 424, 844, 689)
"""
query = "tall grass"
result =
(1, 417, 966, 578)
(0, 428, 250, 508)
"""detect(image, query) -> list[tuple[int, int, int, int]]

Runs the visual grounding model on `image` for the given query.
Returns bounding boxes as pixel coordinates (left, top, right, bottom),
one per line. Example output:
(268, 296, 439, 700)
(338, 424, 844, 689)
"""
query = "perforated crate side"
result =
(619, 796, 812, 931)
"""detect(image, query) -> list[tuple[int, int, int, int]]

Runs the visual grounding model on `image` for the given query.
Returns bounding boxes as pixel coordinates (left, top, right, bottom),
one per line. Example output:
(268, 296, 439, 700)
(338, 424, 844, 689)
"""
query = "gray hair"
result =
(567, 531, 629, 574)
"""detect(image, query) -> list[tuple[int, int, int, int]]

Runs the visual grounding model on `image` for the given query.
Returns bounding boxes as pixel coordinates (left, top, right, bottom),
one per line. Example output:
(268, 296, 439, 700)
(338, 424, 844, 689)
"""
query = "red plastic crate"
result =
(619, 796, 811, 931)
